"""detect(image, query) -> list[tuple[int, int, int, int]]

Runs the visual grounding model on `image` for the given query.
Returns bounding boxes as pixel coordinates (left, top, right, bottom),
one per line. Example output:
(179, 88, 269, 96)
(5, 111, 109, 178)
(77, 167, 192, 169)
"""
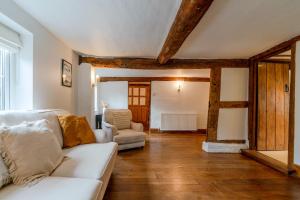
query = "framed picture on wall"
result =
(61, 59, 72, 87)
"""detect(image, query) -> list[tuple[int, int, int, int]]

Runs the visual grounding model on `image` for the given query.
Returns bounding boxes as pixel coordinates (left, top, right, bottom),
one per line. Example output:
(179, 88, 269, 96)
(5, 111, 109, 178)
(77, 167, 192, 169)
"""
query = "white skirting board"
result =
(202, 141, 249, 153)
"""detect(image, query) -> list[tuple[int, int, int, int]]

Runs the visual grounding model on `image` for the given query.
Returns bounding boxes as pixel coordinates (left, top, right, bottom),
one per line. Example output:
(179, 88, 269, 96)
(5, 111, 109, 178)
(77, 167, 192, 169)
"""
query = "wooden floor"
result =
(104, 133, 300, 200)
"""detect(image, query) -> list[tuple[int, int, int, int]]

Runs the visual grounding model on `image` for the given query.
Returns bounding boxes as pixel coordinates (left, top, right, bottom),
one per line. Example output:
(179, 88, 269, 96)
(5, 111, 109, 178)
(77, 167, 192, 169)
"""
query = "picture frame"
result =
(61, 59, 72, 87)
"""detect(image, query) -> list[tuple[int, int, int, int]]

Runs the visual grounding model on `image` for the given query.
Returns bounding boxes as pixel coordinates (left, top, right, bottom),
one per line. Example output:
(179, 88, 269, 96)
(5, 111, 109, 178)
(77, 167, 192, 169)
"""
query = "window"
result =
(0, 45, 16, 110)
(0, 23, 22, 110)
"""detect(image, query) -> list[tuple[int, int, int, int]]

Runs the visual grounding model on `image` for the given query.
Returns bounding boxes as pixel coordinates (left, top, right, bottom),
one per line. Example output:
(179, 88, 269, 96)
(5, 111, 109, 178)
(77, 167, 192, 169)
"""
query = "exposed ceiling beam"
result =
(250, 35, 300, 60)
(157, 0, 214, 64)
(98, 76, 210, 82)
(80, 56, 249, 69)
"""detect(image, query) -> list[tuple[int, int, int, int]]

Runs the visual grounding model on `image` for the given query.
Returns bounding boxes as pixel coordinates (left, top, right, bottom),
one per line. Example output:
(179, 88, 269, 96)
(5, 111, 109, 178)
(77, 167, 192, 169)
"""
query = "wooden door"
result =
(128, 83, 151, 130)
(257, 62, 289, 151)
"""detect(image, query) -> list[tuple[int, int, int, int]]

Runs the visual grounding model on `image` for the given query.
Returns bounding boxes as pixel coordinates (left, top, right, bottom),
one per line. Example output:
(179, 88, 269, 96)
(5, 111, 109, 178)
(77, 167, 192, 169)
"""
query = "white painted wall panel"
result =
(151, 81, 209, 129)
(294, 41, 300, 165)
(218, 68, 249, 141)
(217, 108, 248, 140)
(220, 68, 249, 101)
(97, 81, 128, 112)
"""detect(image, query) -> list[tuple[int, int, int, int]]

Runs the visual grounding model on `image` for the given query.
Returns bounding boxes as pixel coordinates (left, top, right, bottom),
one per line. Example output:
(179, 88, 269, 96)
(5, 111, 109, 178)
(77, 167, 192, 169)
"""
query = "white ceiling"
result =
(13, 0, 300, 59)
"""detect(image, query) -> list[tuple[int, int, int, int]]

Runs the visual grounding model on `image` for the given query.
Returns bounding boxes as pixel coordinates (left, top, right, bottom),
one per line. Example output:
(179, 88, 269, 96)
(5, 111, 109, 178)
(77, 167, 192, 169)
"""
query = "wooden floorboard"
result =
(241, 149, 293, 175)
(104, 133, 300, 200)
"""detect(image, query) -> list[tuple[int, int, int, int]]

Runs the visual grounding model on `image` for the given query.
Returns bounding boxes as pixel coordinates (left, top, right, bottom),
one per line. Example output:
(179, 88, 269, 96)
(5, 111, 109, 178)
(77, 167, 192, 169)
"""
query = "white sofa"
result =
(102, 109, 146, 150)
(0, 109, 118, 200)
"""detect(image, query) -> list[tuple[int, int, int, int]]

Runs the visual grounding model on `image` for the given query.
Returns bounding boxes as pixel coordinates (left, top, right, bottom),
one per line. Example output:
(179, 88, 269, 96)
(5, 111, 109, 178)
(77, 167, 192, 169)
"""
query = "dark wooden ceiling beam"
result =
(80, 56, 249, 69)
(158, 0, 214, 64)
(98, 76, 210, 82)
(250, 35, 300, 61)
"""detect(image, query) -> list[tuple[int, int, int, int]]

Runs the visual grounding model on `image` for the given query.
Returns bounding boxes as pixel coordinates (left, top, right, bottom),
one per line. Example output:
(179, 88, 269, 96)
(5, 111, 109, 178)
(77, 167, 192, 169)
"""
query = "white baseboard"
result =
(202, 141, 249, 153)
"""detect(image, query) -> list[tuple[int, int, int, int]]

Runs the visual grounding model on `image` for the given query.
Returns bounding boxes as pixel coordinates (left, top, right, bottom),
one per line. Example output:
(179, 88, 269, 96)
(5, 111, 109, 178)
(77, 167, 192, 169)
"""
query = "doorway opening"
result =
(257, 58, 290, 165)
(243, 48, 295, 174)
(128, 82, 151, 131)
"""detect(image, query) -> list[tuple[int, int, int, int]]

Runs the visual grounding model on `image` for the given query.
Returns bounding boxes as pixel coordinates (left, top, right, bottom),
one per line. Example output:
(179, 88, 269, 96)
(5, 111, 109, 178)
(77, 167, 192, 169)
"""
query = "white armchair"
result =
(102, 109, 146, 150)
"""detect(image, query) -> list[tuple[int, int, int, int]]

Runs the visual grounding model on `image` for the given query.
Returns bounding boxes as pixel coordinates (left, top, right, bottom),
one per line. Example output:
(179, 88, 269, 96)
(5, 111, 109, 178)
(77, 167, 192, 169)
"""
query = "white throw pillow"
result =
(0, 119, 63, 185)
(0, 156, 11, 188)
(0, 125, 11, 188)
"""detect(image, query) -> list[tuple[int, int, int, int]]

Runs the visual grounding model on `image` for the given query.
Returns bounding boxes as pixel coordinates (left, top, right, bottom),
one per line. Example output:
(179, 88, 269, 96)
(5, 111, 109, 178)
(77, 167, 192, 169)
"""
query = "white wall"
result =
(76, 63, 93, 126)
(294, 41, 300, 165)
(0, 0, 78, 112)
(151, 81, 209, 129)
(97, 82, 128, 112)
(217, 68, 249, 141)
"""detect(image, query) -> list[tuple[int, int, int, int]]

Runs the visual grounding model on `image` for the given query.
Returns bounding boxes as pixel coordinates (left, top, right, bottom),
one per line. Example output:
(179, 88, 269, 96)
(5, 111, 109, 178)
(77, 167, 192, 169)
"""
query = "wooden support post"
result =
(288, 44, 296, 171)
(206, 67, 221, 142)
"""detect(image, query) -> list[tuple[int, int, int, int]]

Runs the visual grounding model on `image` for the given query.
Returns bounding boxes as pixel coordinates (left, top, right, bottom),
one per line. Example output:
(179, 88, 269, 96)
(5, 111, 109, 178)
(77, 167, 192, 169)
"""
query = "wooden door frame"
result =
(128, 82, 151, 130)
(248, 36, 298, 171)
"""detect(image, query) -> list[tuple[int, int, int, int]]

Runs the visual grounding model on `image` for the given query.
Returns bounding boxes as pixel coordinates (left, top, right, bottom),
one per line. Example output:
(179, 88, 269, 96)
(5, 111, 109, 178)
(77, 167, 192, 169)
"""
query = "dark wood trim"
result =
(219, 101, 248, 108)
(158, 0, 214, 64)
(294, 164, 300, 177)
(198, 129, 207, 134)
(80, 56, 249, 69)
(250, 35, 300, 60)
(248, 60, 257, 150)
(149, 128, 160, 133)
(99, 77, 210, 82)
(215, 140, 246, 144)
(288, 44, 296, 171)
(261, 59, 291, 64)
(149, 129, 207, 134)
(241, 150, 294, 175)
(206, 68, 221, 142)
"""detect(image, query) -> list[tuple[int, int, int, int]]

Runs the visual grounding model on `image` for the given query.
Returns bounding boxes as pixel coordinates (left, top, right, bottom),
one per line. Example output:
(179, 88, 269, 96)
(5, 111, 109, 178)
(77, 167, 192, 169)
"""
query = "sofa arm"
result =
(93, 129, 111, 143)
(102, 121, 119, 137)
(131, 121, 144, 132)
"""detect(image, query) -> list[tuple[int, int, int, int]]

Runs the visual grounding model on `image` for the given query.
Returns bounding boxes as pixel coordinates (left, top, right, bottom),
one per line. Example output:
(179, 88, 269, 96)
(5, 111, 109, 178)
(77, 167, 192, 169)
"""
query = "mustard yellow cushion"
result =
(58, 115, 96, 148)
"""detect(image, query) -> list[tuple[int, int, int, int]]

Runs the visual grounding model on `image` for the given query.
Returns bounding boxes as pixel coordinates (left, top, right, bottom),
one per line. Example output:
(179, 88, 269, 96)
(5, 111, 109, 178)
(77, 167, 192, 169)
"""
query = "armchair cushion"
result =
(113, 129, 146, 145)
(112, 112, 131, 129)
(131, 122, 144, 132)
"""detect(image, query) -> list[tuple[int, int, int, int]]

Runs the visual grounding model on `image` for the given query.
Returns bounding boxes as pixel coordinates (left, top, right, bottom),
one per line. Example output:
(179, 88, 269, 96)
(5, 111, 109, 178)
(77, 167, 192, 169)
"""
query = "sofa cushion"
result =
(114, 129, 146, 145)
(0, 110, 66, 147)
(0, 156, 11, 188)
(0, 119, 64, 185)
(58, 115, 96, 148)
(52, 142, 118, 180)
(0, 177, 101, 200)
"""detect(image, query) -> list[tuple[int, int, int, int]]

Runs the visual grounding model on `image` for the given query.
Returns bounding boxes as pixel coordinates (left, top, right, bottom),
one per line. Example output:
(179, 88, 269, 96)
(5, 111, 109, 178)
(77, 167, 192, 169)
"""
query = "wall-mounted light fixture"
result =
(177, 80, 183, 92)
(96, 75, 100, 83)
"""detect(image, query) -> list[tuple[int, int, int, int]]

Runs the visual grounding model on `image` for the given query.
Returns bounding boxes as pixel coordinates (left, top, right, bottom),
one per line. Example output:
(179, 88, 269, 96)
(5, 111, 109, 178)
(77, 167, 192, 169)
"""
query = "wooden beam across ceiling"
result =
(79, 56, 249, 69)
(250, 35, 300, 60)
(98, 76, 210, 82)
(157, 0, 214, 64)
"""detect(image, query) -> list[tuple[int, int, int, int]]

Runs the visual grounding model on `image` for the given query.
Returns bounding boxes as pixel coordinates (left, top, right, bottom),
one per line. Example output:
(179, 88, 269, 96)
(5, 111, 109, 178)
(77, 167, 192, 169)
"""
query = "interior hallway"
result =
(104, 133, 300, 199)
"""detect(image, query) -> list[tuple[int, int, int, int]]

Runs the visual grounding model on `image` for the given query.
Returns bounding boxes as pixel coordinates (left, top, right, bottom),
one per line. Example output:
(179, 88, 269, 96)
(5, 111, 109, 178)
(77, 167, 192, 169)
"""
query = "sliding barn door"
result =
(257, 62, 289, 151)
(128, 83, 151, 130)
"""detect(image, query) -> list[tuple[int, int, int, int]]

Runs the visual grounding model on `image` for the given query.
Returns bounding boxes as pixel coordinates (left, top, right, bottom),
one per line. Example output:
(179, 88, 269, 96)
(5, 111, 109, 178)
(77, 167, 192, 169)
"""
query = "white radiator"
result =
(160, 113, 198, 131)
